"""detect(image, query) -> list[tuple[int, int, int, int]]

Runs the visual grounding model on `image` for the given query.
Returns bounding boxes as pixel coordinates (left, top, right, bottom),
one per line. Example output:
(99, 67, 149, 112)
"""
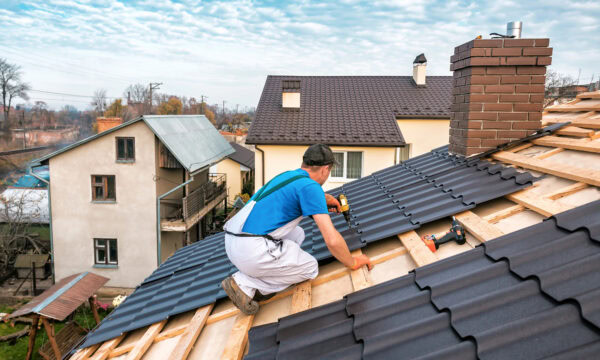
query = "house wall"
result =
(215, 158, 243, 203)
(396, 119, 450, 157)
(255, 145, 396, 192)
(50, 121, 158, 288)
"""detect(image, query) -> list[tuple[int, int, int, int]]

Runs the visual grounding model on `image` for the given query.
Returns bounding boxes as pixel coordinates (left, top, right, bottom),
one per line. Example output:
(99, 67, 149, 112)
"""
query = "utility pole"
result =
(200, 95, 207, 114)
(222, 100, 226, 117)
(148, 82, 162, 114)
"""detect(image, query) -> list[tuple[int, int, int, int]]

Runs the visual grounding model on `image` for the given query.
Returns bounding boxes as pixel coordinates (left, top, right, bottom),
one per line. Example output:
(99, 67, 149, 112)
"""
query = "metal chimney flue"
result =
(507, 21, 522, 38)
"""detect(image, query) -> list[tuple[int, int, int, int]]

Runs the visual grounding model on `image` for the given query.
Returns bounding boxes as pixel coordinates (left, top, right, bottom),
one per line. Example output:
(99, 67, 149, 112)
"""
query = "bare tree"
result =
(0, 189, 48, 278)
(123, 83, 148, 103)
(545, 69, 576, 107)
(0, 58, 30, 131)
(91, 89, 108, 114)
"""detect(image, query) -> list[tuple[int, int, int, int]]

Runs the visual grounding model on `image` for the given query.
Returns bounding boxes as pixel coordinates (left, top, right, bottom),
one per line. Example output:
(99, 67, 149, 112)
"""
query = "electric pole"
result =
(148, 82, 162, 114)
(200, 95, 207, 114)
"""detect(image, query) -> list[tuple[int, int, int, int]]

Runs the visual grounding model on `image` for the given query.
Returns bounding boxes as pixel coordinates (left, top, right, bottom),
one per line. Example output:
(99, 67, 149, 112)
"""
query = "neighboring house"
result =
(74, 40, 600, 360)
(32, 115, 234, 289)
(0, 168, 50, 224)
(211, 142, 255, 203)
(246, 56, 452, 191)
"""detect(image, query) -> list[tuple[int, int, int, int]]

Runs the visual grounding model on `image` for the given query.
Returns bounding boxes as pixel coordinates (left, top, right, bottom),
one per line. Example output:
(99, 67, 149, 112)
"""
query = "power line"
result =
(30, 89, 120, 99)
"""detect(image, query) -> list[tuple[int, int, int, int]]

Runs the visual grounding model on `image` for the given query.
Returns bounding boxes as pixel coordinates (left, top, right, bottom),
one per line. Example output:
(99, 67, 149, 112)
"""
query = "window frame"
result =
(116, 137, 135, 163)
(94, 238, 118, 265)
(91, 175, 116, 202)
(330, 151, 363, 181)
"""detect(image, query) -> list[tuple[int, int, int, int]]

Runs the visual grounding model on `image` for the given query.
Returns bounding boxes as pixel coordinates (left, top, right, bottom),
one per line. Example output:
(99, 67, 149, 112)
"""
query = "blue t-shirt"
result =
(242, 169, 328, 234)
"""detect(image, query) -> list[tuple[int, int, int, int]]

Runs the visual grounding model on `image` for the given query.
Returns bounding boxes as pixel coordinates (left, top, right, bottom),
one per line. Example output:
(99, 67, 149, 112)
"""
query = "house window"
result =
(92, 175, 116, 201)
(116, 137, 135, 162)
(331, 151, 362, 180)
(94, 238, 118, 265)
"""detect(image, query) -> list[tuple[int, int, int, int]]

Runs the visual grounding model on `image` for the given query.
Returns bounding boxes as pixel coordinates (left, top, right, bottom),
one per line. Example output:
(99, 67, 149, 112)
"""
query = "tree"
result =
(545, 69, 576, 107)
(157, 96, 183, 115)
(31, 101, 49, 129)
(0, 58, 30, 131)
(104, 98, 125, 117)
(123, 83, 148, 103)
(91, 89, 108, 113)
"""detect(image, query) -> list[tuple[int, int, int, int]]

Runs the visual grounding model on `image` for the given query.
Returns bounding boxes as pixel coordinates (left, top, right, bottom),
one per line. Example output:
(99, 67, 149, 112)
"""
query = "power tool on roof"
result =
(338, 194, 351, 224)
(422, 217, 466, 252)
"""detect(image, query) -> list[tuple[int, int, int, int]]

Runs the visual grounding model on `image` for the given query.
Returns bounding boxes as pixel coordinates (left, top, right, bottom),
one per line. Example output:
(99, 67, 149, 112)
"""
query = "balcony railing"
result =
(160, 173, 227, 232)
(182, 174, 226, 221)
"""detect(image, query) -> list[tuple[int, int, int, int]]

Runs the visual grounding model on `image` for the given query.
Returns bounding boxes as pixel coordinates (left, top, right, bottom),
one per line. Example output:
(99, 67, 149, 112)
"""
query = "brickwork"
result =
(96, 117, 123, 133)
(449, 38, 552, 156)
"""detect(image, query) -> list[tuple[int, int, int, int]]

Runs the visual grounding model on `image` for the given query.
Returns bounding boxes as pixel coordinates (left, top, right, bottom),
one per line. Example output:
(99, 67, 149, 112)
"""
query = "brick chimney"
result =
(449, 38, 552, 156)
(96, 117, 123, 133)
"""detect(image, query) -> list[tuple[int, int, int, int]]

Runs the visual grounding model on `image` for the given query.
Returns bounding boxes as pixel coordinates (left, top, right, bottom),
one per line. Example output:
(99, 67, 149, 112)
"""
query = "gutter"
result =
(157, 177, 194, 266)
(28, 163, 54, 283)
(255, 145, 265, 187)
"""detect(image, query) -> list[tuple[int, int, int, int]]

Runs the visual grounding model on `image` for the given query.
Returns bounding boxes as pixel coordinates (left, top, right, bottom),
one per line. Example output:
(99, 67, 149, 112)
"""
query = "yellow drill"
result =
(338, 194, 351, 224)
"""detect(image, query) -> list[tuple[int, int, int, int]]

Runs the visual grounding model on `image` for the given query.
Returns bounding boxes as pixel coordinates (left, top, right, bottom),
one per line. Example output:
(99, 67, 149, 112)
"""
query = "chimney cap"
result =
(413, 53, 427, 64)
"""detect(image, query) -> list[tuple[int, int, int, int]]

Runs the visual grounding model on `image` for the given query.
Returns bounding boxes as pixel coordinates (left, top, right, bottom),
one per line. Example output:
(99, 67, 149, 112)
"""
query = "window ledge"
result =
(116, 160, 135, 164)
(91, 200, 117, 204)
(93, 264, 118, 269)
(329, 177, 361, 183)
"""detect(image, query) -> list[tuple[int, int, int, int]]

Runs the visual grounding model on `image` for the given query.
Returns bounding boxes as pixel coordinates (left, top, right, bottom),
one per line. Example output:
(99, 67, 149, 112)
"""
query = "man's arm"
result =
(313, 214, 373, 270)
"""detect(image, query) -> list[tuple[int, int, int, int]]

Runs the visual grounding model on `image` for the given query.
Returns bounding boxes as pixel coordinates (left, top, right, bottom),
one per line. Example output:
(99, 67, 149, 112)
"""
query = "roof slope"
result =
(246, 75, 453, 146)
(227, 142, 255, 169)
(246, 200, 600, 359)
(34, 115, 234, 173)
(77, 145, 535, 349)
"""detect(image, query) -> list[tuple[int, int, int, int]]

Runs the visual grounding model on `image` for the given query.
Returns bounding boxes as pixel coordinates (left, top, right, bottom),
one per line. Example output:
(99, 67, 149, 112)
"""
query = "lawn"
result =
(0, 303, 111, 360)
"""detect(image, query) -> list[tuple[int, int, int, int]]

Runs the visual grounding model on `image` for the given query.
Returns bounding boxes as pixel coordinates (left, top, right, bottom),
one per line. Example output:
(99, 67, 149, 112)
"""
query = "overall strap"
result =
(254, 173, 308, 202)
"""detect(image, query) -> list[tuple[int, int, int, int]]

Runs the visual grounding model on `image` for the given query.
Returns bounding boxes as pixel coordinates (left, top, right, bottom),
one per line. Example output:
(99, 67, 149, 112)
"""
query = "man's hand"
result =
(350, 254, 373, 271)
(325, 194, 341, 213)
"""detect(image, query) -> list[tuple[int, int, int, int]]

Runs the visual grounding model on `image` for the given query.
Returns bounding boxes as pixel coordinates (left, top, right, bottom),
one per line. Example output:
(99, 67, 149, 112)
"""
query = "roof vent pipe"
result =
(507, 21, 522, 38)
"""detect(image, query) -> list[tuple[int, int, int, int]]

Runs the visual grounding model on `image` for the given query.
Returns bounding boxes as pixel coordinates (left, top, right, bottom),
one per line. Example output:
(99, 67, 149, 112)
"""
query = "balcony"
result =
(161, 174, 227, 232)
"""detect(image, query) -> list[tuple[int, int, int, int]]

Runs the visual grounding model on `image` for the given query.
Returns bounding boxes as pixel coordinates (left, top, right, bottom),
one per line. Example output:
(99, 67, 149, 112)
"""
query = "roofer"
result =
(221, 144, 374, 315)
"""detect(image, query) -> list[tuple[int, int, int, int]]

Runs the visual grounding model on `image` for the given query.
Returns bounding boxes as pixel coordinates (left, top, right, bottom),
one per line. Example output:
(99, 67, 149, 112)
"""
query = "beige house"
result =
(211, 142, 255, 203)
(247, 55, 452, 191)
(33, 115, 234, 288)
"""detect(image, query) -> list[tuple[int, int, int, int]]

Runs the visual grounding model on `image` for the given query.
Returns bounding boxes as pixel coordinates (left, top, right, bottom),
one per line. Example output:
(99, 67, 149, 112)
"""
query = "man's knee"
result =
(303, 256, 318, 280)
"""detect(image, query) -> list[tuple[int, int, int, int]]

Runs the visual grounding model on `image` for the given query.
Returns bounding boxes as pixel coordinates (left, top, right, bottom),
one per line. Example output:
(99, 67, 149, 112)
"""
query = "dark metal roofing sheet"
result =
(8, 272, 108, 321)
(78, 147, 537, 349)
(245, 199, 600, 359)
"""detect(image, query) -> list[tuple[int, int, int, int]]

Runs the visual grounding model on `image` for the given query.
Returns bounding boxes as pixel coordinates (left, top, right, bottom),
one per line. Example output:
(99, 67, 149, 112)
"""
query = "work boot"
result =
(221, 276, 259, 315)
(253, 290, 276, 302)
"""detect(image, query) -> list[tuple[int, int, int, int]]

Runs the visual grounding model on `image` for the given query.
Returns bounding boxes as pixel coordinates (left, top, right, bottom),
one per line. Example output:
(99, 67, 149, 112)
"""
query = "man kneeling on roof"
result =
(221, 144, 374, 315)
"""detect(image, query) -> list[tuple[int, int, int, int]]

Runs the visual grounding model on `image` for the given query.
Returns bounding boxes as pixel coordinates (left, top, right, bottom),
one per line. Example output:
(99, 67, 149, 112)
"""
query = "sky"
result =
(1, 0, 599, 111)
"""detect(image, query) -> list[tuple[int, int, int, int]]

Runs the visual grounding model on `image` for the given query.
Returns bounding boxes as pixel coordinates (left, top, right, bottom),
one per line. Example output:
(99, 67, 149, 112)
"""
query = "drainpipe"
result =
(28, 164, 54, 283)
(157, 177, 193, 266)
(255, 145, 265, 188)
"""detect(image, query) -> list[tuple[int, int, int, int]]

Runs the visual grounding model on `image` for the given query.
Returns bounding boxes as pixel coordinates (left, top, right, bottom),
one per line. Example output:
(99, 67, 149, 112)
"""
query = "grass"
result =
(0, 303, 111, 360)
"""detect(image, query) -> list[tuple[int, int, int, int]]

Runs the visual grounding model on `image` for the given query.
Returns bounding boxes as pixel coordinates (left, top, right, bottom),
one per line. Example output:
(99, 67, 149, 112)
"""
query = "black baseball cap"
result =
(303, 144, 338, 166)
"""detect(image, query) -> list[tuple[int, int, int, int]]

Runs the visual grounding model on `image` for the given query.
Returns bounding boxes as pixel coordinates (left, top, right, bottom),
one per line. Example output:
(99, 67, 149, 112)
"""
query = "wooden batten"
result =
(349, 249, 373, 291)
(126, 320, 167, 360)
(398, 231, 437, 267)
(531, 136, 600, 153)
(168, 305, 213, 360)
(454, 211, 504, 242)
(221, 314, 255, 360)
(159, 142, 183, 168)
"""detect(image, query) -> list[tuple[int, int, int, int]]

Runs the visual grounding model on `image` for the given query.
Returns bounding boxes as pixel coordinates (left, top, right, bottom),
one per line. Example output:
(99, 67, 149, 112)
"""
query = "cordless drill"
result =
(422, 217, 466, 252)
(337, 194, 351, 224)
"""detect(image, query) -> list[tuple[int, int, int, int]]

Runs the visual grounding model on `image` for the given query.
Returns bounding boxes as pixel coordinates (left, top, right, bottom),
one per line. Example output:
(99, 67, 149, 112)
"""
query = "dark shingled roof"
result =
(246, 199, 600, 359)
(246, 75, 453, 146)
(227, 142, 255, 169)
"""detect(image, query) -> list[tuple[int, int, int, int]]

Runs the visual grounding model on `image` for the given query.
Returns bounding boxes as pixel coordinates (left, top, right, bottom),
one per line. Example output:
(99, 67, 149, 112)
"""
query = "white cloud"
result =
(0, 0, 598, 110)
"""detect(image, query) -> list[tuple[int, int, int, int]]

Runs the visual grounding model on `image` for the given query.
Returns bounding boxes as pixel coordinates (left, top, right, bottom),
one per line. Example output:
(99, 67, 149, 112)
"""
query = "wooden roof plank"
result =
(576, 91, 600, 99)
(71, 344, 100, 360)
(125, 320, 167, 360)
(221, 313, 254, 360)
(398, 231, 437, 267)
(168, 304, 213, 360)
(349, 249, 373, 291)
(492, 151, 600, 187)
(534, 147, 564, 160)
(531, 136, 600, 153)
(555, 126, 595, 138)
(89, 334, 126, 360)
(290, 281, 312, 314)
(454, 211, 504, 242)
(506, 189, 573, 217)
(483, 205, 526, 224)
(545, 118, 600, 129)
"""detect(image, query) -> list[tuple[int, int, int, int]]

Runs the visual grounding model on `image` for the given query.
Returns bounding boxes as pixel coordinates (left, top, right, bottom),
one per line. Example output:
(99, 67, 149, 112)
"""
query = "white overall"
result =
(224, 198, 318, 298)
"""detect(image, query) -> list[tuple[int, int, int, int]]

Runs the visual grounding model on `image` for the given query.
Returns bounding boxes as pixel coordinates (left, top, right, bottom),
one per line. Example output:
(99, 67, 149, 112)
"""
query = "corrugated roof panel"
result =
(246, 200, 600, 359)
(143, 115, 234, 173)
